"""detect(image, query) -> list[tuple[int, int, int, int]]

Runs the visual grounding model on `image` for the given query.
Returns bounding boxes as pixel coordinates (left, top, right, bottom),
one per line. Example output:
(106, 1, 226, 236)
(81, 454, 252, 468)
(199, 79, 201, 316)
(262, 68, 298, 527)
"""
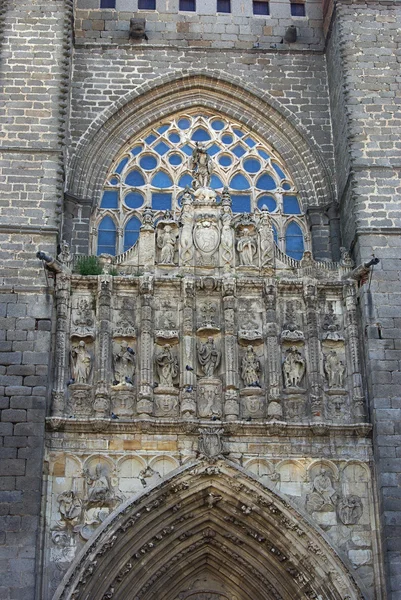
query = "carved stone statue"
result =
(157, 225, 177, 264)
(156, 344, 179, 387)
(197, 337, 221, 377)
(282, 346, 305, 389)
(306, 469, 337, 513)
(220, 204, 234, 268)
(237, 228, 257, 266)
(241, 345, 261, 387)
(84, 464, 114, 505)
(114, 341, 135, 385)
(258, 209, 274, 268)
(337, 495, 363, 525)
(55, 490, 82, 529)
(191, 143, 212, 189)
(324, 351, 345, 388)
(71, 340, 91, 384)
(57, 240, 72, 268)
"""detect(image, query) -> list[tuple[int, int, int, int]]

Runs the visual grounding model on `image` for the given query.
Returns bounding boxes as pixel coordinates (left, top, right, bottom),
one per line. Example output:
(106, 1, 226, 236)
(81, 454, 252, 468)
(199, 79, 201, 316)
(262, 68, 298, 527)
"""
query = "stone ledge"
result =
(46, 416, 372, 437)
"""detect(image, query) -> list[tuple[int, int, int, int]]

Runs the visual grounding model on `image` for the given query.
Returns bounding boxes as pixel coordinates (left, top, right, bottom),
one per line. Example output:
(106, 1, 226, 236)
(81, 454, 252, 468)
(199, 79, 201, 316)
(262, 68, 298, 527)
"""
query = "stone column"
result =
(181, 278, 196, 418)
(138, 210, 156, 269)
(137, 275, 154, 418)
(223, 278, 239, 421)
(264, 280, 282, 418)
(94, 276, 112, 417)
(344, 282, 365, 421)
(304, 282, 323, 420)
(51, 272, 71, 417)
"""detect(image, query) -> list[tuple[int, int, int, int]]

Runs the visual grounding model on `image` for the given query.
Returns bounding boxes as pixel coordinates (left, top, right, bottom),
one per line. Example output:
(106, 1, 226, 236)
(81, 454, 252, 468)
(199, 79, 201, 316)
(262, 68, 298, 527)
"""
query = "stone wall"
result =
(326, 1, 401, 597)
(0, 0, 72, 598)
(74, 0, 323, 49)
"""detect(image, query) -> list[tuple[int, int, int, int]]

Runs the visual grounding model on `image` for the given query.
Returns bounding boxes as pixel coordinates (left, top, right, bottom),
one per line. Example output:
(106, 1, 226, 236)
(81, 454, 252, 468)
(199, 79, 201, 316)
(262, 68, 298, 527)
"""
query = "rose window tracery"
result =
(94, 112, 306, 260)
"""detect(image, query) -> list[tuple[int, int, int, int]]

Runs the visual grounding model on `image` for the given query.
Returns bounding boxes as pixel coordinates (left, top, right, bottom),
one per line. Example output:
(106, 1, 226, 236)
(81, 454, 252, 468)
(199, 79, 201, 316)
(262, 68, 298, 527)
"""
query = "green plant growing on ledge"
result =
(76, 256, 103, 276)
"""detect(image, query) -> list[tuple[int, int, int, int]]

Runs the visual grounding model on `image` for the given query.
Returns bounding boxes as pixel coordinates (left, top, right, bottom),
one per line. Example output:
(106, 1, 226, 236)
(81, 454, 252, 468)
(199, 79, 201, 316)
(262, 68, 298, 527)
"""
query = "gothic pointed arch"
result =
(53, 460, 367, 600)
(67, 73, 335, 212)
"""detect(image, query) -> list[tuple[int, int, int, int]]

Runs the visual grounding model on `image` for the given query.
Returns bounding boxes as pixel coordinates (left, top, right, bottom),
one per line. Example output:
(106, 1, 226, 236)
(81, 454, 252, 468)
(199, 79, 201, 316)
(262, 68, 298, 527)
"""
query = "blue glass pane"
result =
(273, 225, 278, 245)
(282, 182, 292, 191)
(131, 145, 142, 156)
(181, 144, 193, 156)
(244, 158, 261, 173)
(125, 192, 144, 209)
(152, 192, 172, 210)
(169, 153, 183, 166)
(145, 134, 157, 144)
(283, 195, 301, 214)
(98, 216, 116, 256)
(231, 195, 251, 213)
(222, 134, 233, 145)
(257, 195, 277, 212)
(178, 118, 190, 130)
(232, 144, 246, 158)
(211, 175, 224, 189)
(157, 124, 169, 134)
(100, 190, 118, 208)
(115, 157, 128, 174)
(109, 177, 118, 185)
(258, 149, 270, 160)
(191, 128, 211, 142)
(179, 173, 193, 187)
(219, 155, 232, 167)
(208, 144, 220, 156)
(139, 155, 158, 170)
(124, 217, 141, 252)
(154, 141, 170, 156)
(233, 128, 244, 138)
(211, 120, 225, 131)
(151, 171, 173, 188)
(125, 170, 145, 186)
(168, 132, 181, 144)
(256, 173, 276, 191)
(273, 163, 286, 180)
(230, 174, 250, 190)
(285, 222, 304, 260)
(245, 137, 256, 148)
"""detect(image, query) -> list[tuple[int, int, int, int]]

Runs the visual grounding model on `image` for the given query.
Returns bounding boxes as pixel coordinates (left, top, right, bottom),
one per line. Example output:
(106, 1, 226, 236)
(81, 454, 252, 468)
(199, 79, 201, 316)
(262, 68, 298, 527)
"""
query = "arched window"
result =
(124, 216, 141, 253)
(94, 111, 307, 258)
(285, 221, 304, 260)
(97, 216, 117, 256)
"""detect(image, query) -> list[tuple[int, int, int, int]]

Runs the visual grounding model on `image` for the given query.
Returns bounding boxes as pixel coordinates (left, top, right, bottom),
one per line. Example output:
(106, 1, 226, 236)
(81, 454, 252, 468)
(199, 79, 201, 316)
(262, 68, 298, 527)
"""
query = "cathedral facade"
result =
(1, 0, 401, 599)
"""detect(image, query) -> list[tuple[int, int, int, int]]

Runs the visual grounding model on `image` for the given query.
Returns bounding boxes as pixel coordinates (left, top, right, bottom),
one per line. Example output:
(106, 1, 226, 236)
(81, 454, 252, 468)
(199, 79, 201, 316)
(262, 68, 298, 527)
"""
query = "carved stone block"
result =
(197, 378, 222, 419)
(241, 388, 265, 419)
(154, 389, 179, 417)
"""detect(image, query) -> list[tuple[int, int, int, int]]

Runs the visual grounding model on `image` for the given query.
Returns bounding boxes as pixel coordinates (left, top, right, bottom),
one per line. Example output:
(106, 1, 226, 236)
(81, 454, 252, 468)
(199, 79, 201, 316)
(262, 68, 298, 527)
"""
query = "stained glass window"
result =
(94, 111, 306, 259)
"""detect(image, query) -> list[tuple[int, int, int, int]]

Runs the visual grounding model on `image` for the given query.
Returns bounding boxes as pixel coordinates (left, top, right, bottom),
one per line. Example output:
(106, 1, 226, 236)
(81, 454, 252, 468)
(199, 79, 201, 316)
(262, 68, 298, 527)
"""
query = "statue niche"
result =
(197, 337, 221, 378)
(155, 344, 179, 388)
(157, 222, 178, 265)
(282, 346, 306, 392)
(197, 337, 222, 419)
(70, 340, 92, 385)
(113, 340, 135, 387)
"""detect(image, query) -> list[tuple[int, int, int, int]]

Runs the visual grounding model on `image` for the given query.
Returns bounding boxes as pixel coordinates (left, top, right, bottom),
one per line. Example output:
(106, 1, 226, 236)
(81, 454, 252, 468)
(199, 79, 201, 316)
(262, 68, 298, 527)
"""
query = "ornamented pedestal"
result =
(154, 387, 180, 417)
(240, 387, 265, 419)
(197, 378, 222, 419)
(111, 387, 136, 418)
(68, 383, 93, 418)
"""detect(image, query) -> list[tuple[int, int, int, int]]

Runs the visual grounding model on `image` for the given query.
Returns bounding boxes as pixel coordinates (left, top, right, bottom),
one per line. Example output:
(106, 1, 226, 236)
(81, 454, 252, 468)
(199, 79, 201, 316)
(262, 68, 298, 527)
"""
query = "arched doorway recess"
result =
(54, 460, 366, 600)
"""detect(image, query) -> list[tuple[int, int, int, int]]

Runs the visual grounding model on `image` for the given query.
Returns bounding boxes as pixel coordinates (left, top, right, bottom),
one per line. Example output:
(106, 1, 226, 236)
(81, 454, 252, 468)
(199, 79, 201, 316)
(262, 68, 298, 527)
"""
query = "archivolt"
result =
(54, 460, 366, 600)
(67, 72, 335, 211)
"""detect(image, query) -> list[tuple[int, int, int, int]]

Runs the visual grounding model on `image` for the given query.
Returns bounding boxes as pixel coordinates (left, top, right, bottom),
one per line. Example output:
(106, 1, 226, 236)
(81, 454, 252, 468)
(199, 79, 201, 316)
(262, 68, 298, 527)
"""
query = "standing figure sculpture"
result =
(191, 143, 213, 189)
(282, 346, 305, 389)
(71, 340, 91, 384)
(114, 341, 135, 385)
(156, 344, 179, 387)
(157, 225, 177, 264)
(324, 351, 345, 388)
(237, 228, 257, 266)
(197, 337, 221, 377)
(241, 345, 261, 387)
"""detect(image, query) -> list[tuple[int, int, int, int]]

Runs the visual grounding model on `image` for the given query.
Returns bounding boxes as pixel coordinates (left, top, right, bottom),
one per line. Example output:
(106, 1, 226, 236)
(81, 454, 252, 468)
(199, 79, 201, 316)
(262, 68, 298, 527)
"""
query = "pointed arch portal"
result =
(54, 461, 365, 600)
